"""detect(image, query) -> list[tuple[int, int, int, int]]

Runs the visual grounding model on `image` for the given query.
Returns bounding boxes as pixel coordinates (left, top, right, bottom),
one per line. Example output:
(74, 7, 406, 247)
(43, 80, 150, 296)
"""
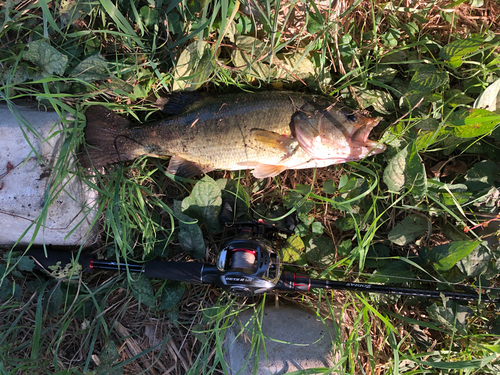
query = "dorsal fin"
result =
(156, 92, 206, 115)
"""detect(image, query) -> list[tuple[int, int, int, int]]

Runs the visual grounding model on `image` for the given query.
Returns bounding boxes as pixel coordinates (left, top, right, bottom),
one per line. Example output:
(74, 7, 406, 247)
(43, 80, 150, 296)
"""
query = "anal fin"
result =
(167, 155, 214, 178)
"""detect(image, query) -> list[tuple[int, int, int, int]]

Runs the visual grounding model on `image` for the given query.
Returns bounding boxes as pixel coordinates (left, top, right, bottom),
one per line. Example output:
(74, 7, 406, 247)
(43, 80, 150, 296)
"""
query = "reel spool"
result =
(216, 227, 282, 296)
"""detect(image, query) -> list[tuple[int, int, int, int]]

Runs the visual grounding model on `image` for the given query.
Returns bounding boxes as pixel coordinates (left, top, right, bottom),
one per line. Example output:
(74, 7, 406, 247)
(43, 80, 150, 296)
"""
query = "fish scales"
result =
(131, 91, 310, 168)
(79, 91, 386, 178)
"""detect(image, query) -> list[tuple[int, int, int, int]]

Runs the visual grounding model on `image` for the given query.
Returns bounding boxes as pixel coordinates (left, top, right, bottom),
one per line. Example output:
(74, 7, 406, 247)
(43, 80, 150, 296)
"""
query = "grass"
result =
(1, 0, 500, 374)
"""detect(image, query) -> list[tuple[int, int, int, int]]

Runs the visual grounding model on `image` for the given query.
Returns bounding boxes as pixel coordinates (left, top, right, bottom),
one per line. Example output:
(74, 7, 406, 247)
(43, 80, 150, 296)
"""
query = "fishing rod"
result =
(26, 221, 498, 303)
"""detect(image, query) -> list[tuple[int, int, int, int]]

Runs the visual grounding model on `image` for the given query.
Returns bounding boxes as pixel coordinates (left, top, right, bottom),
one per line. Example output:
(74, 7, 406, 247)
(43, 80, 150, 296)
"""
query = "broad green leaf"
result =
(140, 5, 159, 27)
(173, 41, 213, 91)
(279, 52, 315, 82)
(457, 243, 492, 277)
(408, 65, 448, 93)
(44, 283, 63, 316)
(400, 22, 419, 38)
(306, 11, 323, 33)
(282, 235, 305, 263)
(167, 12, 183, 34)
(311, 221, 324, 236)
(295, 184, 312, 195)
(1, 64, 29, 85)
(367, 261, 415, 284)
(59, 0, 89, 29)
(174, 200, 205, 258)
(0, 278, 13, 301)
(381, 28, 401, 46)
(177, 222, 205, 258)
(130, 274, 155, 308)
(23, 40, 68, 78)
(364, 244, 390, 268)
(338, 175, 349, 190)
(345, 87, 395, 115)
(323, 180, 336, 194)
(181, 175, 223, 233)
(475, 77, 500, 113)
(98, 341, 121, 374)
(103, 77, 133, 94)
(383, 142, 427, 199)
(440, 37, 483, 68)
(337, 240, 352, 257)
(335, 216, 357, 231)
(416, 129, 446, 151)
(439, 191, 471, 205)
(16, 256, 35, 271)
(305, 236, 335, 267)
(299, 213, 314, 225)
(232, 36, 273, 79)
(464, 160, 498, 191)
(71, 54, 108, 82)
(448, 108, 500, 138)
(294, 223, 309, 237)
(388, 214, 428, 246)
(165, 305, 180, 327)
(159, 281, 185, 310)
(370, 67, 397, 83)
(445, 89, 475, 106)
(431, 240, 481, 271)
(339, 176, 357, 193)
(283, 191, 314, 215)
(427, 300, 472, 335)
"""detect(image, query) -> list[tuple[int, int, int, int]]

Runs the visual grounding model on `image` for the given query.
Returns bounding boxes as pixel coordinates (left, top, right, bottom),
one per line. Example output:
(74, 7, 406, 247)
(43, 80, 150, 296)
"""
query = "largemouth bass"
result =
(79, 91, 385, 178)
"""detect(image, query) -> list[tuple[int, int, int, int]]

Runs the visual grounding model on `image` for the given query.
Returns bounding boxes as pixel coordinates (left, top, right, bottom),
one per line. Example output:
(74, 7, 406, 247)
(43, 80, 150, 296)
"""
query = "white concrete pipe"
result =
(0, 103, 99, 247)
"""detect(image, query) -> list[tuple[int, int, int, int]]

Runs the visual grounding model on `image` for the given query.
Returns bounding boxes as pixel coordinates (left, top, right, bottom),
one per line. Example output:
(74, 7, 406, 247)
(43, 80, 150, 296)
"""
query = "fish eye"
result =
(344, 112, 357, 122)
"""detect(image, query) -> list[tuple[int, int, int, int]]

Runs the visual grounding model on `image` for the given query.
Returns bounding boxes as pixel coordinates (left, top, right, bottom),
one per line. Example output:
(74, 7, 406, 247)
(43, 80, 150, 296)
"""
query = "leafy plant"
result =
(1, 0, 500, 374)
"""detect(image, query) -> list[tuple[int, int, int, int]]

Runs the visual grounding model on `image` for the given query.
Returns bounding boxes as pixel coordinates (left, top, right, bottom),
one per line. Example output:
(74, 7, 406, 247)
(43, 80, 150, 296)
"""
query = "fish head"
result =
(292, 106, 386, 161)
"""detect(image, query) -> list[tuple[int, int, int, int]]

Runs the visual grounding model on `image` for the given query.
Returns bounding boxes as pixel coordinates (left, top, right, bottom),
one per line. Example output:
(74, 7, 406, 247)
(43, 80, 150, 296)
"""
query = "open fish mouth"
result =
(294, 111, 386, 162)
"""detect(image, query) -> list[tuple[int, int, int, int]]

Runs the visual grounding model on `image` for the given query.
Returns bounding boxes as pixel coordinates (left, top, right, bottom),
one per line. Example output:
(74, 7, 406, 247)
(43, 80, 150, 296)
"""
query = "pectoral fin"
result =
(252, 164, 287, 178)
(251, 129, 297, 155)
(167, 155, 214, 178)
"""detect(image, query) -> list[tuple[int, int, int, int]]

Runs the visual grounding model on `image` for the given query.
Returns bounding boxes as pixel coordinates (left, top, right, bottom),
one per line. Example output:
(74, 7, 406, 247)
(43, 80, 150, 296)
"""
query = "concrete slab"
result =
(0, 103, 99, 246)
(224, 302, 336, 375)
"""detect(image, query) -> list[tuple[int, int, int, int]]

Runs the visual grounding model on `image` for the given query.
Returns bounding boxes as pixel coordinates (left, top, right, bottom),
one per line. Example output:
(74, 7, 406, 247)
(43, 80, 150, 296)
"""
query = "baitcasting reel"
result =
(215, 222, 287, 297)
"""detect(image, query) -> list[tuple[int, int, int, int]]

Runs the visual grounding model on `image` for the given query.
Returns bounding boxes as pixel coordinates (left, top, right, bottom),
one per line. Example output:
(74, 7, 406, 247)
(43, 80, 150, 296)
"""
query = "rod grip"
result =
(144, 261, 218, 284)
(26, 248, 93, 272)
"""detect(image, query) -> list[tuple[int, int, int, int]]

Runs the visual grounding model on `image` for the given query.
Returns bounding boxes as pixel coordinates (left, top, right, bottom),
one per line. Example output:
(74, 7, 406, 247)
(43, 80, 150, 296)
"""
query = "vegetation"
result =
(1, 0, 499, 374)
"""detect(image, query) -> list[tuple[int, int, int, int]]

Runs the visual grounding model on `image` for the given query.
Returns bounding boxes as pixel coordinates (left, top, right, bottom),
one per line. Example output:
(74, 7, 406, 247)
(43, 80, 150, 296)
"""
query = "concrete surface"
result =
(0, 104, 99, 246)
(224, 303, 336, 375)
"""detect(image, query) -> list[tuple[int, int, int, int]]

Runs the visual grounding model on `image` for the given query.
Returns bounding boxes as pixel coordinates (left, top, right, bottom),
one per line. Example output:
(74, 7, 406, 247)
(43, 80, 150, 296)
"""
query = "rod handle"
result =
(144, 261, 218, 284)
(26, 248, 93, 272)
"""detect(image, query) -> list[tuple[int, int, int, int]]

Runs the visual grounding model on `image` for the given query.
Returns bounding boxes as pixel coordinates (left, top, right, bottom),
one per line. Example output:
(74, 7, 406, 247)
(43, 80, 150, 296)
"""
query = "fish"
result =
(79, 91, 386, 178)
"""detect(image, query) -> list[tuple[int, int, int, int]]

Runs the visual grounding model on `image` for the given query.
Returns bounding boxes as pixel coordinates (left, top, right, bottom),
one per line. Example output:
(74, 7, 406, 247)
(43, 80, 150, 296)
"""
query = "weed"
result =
(1, 0, 500, 374)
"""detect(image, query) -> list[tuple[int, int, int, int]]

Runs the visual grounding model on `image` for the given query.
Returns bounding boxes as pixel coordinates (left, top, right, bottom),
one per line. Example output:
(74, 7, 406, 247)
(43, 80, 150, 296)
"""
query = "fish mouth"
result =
(349, 117, 382, 144)
(295, 114, 386, 160)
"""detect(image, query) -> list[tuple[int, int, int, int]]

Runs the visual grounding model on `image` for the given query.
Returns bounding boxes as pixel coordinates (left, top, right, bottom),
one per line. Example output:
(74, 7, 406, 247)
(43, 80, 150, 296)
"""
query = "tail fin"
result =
(79, 105, 140, 168)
